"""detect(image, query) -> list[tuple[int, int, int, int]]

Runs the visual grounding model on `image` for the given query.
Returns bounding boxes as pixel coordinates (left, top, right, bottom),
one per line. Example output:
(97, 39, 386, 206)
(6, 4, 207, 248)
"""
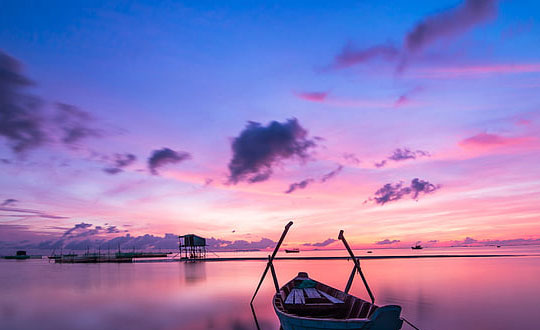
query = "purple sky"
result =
(1, 0, 540, 251)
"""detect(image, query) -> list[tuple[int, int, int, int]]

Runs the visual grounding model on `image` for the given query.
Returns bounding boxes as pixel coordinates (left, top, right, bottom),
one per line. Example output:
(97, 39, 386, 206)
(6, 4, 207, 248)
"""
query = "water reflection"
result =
(0, 247, 539, 329)
(184, 261, 207, 285)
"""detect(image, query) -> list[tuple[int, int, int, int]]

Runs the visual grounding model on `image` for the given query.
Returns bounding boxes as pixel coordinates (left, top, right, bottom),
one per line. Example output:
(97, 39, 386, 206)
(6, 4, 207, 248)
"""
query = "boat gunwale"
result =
(273, 276, 377, 323)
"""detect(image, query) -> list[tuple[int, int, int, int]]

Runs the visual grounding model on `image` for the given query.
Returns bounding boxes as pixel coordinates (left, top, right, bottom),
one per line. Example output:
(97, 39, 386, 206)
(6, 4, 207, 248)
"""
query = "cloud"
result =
(294, 91, 329, 102)
(0, 205, 68, 219)
(148, 148, 191, 175)
(404, 0, 497, 53)
(389, 148, 430, 161)
(375, 147, 431, 168)
(366, 178, 441, 205)
(333, 43, 399, 69)
(0, 51, 104, 155)
(394, 86, 423, 107)
(227, 118, 317, 184)
(0, 50, 47, 153)
(459, 132, 528, 148)
(62, 222, 93, 238)
(303, 238, 336, 247)
(416, 63, 540, 78)
(343, 153, 360, 165)
(320, 165, 343, 183)
(284, 178, 314, 194)
(54, 103, 101, 145)
(1, 198, 18, 207)
(103, 153, 137, 175)
(375, 239, 401, 245)
(331, 0, 498, 71)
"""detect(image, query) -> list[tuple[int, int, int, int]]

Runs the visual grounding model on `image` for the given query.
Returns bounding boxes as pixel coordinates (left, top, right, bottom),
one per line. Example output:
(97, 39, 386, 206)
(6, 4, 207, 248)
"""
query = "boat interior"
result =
(274, 272, 378, 319)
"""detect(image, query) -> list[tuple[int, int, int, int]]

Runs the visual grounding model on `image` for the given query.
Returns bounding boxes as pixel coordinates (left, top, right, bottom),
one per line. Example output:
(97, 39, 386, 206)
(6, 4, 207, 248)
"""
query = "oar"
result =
(338, 230, 375, 305)
(250, 221, 293, 304)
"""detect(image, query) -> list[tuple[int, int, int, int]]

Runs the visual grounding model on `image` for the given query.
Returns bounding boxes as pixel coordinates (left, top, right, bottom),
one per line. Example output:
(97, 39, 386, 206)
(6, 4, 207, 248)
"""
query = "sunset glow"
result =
(1, 0, 540, 253)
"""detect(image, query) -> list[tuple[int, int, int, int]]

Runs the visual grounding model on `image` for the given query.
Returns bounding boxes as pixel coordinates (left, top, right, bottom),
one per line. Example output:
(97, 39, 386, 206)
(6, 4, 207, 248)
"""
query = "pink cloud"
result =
(294, 91, 329, 102)
(459, 132, 529, 148)
(516, 119, 532, 126)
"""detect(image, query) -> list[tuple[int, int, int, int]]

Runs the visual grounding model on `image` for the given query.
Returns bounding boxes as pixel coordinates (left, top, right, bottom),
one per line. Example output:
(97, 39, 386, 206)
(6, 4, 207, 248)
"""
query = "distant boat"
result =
(411, 244, 423, 250)
(285, 248, 300, 253)
(366, 250, 373, 253)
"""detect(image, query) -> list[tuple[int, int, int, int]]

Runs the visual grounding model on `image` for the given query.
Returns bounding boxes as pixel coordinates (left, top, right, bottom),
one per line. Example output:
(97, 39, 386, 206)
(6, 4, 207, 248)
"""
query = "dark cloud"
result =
(1, 198, 18, 207)
(428, 239, 439, 243)
(0, 50, 47, 153)
(374, 160, 387, 168)
(303, 238, 336, 247)
(405, 0, 497, 53)
(0, 51, 104, 155)
(462, 237, 478, 244)
(103, 153, 137, 175)
(54, 103, 101, 145)
(320, 165, 343, 183)
(375, 239, 401, 245)
(375, 148, 430, 168)
(62, 222, 93, 238)
(331, 0, 498, 71)
(284, 178, 314, 194)
(228, 118, 317, 184)
(366, 178, 441, 205)
(148, 148, 191, 175)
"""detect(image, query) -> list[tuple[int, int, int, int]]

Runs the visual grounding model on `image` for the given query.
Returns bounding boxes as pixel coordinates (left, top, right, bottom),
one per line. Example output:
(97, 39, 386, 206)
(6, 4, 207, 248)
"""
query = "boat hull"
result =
(273, 274, 403, 330)
(275, 303, 403, 330)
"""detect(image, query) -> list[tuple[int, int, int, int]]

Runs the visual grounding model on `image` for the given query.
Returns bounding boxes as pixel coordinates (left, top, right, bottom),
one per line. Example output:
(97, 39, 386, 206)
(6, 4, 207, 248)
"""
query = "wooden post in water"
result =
(338, 230, 375, 305)
(250, 221, 293, 305)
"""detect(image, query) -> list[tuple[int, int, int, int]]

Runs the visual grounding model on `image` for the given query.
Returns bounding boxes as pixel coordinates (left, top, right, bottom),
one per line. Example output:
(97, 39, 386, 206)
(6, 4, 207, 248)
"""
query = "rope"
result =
(401, 317, 421, 330)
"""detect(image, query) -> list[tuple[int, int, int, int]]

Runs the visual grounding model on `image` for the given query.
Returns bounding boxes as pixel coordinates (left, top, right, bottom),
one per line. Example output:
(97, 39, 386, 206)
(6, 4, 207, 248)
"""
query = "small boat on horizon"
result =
(411, 244, 423, 250)
(285, 248, 300, 253)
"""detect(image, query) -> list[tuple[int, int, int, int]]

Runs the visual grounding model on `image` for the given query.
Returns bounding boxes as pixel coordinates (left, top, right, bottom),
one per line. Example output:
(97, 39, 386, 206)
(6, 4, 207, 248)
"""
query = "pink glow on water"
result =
(1, 247, 539, 330)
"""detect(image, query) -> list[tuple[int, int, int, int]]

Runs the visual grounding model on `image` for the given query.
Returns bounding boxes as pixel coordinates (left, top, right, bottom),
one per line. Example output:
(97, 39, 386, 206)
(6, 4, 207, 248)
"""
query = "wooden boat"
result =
(274, 272, 403, 330)
(285, 248, 300, 253)
(251, 222, 405, 330)
(411, 244, 423, 250)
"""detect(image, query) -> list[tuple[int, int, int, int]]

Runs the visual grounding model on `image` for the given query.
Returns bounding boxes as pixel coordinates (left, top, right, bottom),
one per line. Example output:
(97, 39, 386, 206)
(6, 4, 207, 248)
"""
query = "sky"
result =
(1, 0, 540, 252)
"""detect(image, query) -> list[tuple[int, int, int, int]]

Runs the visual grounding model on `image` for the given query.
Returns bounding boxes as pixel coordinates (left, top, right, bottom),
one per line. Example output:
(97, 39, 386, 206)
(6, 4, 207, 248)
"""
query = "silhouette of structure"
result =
(179, 234, 207, 259)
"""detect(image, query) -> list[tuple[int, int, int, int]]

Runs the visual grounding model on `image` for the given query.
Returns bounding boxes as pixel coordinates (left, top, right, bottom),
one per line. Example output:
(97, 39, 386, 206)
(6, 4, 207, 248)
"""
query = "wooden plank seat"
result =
(304, 287, 322, 299)
(317, 289, 345, 304)
(285, 287, 345, 306)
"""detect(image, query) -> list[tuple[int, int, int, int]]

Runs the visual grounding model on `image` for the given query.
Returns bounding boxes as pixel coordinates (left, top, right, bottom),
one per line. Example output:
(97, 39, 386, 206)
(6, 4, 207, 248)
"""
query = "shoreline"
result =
(133, 254, 530, 263)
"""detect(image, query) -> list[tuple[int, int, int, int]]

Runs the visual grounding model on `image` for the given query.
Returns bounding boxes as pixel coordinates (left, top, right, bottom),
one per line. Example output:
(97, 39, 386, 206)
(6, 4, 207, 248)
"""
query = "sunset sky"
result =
(1, 0, 540, 251)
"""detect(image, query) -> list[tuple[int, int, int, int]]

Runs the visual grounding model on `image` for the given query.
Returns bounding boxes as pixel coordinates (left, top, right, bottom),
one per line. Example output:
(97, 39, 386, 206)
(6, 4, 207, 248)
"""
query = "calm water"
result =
(1, 246, 540, 330)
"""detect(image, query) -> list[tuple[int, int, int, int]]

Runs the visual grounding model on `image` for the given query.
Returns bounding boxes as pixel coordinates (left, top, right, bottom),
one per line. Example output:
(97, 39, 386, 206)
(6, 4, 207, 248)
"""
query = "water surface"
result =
(1, 246, 539, 330)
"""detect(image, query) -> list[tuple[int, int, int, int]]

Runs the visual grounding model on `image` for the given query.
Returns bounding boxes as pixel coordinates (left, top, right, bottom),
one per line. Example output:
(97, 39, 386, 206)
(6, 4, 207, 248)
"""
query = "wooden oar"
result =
(250, 221, 293, 304)
(338, 230, 375, 305)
